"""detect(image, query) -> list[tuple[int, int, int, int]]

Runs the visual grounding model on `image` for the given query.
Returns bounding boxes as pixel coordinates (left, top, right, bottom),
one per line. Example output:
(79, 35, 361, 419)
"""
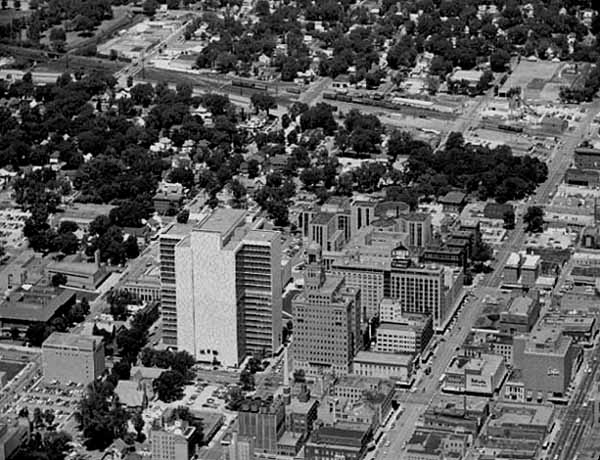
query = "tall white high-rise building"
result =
(175, 209, 282, 367)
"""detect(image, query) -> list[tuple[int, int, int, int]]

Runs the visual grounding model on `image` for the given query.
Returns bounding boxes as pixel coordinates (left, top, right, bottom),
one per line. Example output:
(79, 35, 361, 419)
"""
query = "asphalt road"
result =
(375, 287, 493, 460)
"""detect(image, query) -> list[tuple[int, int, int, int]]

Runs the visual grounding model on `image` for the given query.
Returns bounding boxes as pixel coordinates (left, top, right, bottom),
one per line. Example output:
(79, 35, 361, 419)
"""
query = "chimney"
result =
(94, 249, 101, 268)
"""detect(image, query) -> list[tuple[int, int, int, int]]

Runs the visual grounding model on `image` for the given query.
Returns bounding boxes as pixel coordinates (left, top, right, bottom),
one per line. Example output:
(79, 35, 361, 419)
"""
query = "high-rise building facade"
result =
(175, 209, 282, 367)
(293, 244, 361, 376)
(160, 223, 193, 347)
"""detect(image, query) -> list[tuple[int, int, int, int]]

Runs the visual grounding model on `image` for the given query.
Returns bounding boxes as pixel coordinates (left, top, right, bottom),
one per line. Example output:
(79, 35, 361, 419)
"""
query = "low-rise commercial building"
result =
(499, 293, 541, 335)
(42, 332, 105, 385)
(443, 354, 507, 396)
(46, 256, 108, 291)
(353, 351, 415, 383)
(305, 426, 371, 460)
(483, 402, 554, 455)
(421, 393, 490, 436)
(0, 288, 76, 335)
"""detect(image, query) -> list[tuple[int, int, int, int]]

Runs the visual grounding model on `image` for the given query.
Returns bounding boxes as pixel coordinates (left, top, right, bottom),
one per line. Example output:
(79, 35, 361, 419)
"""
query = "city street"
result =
(376, 287, 492, 460)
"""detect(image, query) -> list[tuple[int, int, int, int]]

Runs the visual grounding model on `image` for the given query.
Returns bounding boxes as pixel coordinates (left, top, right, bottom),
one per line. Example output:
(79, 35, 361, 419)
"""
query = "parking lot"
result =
(9, 380, 84, 430)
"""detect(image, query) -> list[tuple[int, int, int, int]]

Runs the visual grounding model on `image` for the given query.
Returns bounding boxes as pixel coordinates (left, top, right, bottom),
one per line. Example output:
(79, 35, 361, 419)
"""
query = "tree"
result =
(490, 49, 511, 72)
(177, 209, 190, 224)
(58, 221, 78, 233)
(239, 370, 255, 391)
(247, 159, 260, 178)
(153, 370, 185, 402)
(230, 179, 246, 206)
(125, 235, 139, 259)
(524, 206, 544, 233)
(503, 209, 515, 229)
(111, 360, 131, 380)
(9, 327, 20, 341)
(299, 103, 338, 135)
(77, 381, 128, 450)
(49, 26, 66, 48)
(168, 167, 195, 189)
(250, 93, 277, 116)
(26, 322, 51, 347)
(54, 231, 79, 254)
(130, 83, 155, 107)
(51, 273, 67, 287)
(80, 297, 90, 315)
(142, 0, 158, 15)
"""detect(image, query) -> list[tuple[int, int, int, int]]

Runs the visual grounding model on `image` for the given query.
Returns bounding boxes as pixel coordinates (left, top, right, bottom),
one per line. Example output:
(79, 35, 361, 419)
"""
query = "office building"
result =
(389, 263, 463, 330)
(305, 426, 372, 460)
(331, 230, 408, 322)
(374, 313, 433, 354)
(160, 222, 193, 347)
(151, 420, 196, 460)
(293, 243, 360, 376)
(237, 396, 285, 454)
(42, 332, 105, 385)
(334, 254, 462, 330)
(175, 209, 282, 366)
(398, 212, 432, 248)
(513, 325, 581, 400)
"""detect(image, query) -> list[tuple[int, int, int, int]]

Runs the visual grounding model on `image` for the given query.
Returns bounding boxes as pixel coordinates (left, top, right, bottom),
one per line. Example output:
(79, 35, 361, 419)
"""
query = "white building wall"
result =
(175, 231, 239, 366)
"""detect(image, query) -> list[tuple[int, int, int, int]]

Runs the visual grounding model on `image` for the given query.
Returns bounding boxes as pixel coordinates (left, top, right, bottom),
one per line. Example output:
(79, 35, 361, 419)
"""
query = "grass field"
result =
(0, 360, 25, 381)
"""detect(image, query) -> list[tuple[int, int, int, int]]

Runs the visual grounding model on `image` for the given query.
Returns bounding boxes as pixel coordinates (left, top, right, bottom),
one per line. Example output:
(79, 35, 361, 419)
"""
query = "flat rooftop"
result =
(353, 351, 413, 366)
(198, 208, 247, 234)
(163, 222, 194, 237)
(490, 402, 554, 427)
(507, 296, 534, 316)
(43, 331, 100, 350)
